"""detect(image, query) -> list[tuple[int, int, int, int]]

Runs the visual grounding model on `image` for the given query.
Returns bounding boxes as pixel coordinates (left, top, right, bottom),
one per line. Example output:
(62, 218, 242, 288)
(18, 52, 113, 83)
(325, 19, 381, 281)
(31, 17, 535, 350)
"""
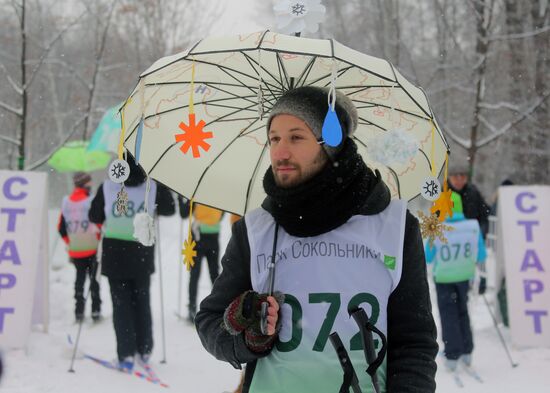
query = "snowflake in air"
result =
(273, 0, 326, 34)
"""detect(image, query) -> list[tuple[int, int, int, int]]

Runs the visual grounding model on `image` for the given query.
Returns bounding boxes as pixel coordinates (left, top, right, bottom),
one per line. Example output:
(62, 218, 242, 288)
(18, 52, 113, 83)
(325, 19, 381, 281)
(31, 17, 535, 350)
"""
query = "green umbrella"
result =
(48, 140, 111, 173)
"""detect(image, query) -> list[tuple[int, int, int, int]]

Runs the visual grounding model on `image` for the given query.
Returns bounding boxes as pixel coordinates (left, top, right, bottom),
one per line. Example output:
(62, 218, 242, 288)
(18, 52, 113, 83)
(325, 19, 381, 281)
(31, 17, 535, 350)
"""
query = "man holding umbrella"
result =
(196, 87, 438, 392)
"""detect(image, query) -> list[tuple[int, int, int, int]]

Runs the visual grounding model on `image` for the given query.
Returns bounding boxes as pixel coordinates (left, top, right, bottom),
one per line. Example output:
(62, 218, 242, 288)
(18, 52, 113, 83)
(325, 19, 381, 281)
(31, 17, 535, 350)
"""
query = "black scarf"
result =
(262, 139, 375, 237)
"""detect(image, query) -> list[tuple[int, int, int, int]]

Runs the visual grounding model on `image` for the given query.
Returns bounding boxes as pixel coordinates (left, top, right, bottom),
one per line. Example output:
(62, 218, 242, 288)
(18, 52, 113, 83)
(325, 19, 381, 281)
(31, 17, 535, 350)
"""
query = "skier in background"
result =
(89, 155, 175, 370)
(58, 172, 102, 322)
(425, 192, 487, 371)
(178, 196, 223, 323)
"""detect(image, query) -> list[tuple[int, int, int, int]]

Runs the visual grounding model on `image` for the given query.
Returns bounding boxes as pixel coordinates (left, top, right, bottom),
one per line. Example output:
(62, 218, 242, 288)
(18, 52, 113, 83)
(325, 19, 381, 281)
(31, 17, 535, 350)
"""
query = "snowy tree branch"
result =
(0, 134, 20, 145)
(489, 24, 550, 41)
(437, 119, 472, 149)
(478, 101, 521, 111)
(25, 10, 86, 90)
(0, 100, 23, 116)
(476, 92, 550, 148)
(0, 62, 23, 94)
(37, 58, 89, 88)
(24, 113, 88, 170)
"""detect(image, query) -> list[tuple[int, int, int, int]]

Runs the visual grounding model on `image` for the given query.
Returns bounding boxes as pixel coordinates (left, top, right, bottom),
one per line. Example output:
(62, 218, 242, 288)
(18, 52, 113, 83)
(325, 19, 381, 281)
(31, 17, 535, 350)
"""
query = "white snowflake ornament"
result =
(367, 128, 419, 167)
(108, 159, 130, 183)
(273, 0, 326, 34)
(421, 176, 442, 202)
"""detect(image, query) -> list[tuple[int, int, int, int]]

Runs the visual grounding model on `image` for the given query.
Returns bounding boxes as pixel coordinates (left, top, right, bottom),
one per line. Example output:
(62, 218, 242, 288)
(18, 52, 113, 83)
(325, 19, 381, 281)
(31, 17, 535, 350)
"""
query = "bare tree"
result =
(0, 0, 84, 169)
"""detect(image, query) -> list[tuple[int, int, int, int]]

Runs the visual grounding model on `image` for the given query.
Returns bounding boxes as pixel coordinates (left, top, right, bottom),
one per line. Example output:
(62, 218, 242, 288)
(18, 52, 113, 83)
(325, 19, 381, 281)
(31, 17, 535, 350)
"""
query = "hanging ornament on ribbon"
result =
(115, 184, 129, 216)
(273, 0, 326, 34)
(321, 60, 343, 147)
(431, 152, 453, 222)
(182, 198, 197, 270)
(370, 83, 419, 167)
(418, 210, 454, 247)
(133, 176, 155, 246)
(420, 176, 441, 202)
(108, 159, 130, 183)
(174, 59, 213, 158)
(368, 129, 420, 167)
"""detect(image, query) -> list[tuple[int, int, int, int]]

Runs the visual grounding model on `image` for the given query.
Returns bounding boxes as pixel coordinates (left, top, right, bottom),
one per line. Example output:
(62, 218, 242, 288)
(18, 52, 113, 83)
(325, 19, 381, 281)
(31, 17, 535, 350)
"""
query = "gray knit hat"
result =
(267, 86, 358, 159)
(448, 156, 470, 176)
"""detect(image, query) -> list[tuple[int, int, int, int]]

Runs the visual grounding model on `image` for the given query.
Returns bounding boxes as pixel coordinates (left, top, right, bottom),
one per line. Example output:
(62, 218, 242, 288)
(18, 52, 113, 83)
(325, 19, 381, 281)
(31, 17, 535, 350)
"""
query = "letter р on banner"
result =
(0, 170, 49, 349)
(498, 186, 550, 348)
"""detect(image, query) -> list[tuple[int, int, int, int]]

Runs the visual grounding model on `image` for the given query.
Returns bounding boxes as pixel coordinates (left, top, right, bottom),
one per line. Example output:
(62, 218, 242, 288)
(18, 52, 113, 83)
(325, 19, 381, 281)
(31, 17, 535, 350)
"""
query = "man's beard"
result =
(272, 150, 328, 188)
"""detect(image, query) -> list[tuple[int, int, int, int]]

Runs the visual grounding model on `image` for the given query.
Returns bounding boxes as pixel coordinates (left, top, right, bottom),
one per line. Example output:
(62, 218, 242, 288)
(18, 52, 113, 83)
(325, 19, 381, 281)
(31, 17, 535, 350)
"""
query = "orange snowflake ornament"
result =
(174, 113, 213, 158)
(431, 187, 454, 222)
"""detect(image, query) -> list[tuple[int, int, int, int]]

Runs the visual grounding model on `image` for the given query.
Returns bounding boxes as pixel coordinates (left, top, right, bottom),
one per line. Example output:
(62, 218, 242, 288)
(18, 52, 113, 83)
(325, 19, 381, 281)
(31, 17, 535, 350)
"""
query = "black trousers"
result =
(436, 281, 473, 360)
(72, 255, 101, 316)
(109, 276, 153, 361)
(188, 233, 219, 310)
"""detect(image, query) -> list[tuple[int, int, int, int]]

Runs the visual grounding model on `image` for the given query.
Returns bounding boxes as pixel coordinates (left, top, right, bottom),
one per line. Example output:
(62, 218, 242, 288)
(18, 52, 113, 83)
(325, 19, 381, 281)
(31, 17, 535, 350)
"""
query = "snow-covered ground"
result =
(2, 212, 549, 392)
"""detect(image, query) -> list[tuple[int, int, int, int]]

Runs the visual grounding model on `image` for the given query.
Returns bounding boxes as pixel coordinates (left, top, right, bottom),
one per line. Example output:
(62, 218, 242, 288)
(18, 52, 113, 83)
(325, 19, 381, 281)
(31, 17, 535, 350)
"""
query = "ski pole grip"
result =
(349, 307, 377, 366)
(260, 301, 269, 335)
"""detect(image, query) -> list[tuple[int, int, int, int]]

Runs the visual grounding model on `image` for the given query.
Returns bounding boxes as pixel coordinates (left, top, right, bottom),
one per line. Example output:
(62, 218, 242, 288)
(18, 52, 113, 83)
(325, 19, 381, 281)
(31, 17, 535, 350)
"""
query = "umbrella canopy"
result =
(48, 140, 111, 173)
(87, 104, 122, 154)
(121, 31, 449, 216)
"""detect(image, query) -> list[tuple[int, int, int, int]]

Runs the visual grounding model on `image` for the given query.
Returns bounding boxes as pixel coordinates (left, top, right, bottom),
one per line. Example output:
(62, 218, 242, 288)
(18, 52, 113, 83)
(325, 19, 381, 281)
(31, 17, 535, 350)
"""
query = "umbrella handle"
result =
(260, 301, 269, 335)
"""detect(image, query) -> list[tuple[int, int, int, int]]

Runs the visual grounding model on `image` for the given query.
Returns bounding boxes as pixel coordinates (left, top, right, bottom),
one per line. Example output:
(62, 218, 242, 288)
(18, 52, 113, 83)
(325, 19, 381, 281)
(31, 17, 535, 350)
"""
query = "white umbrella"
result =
(121, 31, 449, 216)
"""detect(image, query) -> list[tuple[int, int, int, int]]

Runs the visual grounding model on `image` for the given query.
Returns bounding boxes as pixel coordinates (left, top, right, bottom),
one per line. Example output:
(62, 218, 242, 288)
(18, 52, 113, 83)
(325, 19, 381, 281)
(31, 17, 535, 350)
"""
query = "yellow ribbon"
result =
(443, 151, 449, 191)
(429, 120, 436, 177)
(189, 59, 196, 115)
(118, 96, 133, 160)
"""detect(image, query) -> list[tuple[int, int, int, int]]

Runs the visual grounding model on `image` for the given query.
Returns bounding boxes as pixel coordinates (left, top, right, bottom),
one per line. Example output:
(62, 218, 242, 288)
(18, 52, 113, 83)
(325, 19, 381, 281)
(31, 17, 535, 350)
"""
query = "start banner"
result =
(0, 170, 49, 349)
(498, 186, 550, 348)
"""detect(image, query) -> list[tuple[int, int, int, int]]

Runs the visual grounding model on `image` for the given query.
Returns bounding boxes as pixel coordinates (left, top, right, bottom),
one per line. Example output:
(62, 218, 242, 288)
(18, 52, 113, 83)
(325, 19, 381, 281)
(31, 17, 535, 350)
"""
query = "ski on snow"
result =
(450, 364, 484, 388)
(67, 335, 169, 388)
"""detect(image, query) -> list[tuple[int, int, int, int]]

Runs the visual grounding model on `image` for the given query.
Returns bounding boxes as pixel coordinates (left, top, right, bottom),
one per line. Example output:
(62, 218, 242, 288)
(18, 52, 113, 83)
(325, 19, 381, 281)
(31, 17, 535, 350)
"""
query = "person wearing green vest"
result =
(425, 192, 487, 372)
(89, 155, 175, 371)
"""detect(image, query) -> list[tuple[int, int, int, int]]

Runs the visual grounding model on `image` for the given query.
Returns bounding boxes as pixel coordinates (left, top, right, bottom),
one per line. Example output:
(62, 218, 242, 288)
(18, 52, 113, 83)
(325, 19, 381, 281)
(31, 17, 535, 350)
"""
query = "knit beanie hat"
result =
(448, 156, 469, 176)
(267, 86, 358, 159)
(73, 172, 92, 188)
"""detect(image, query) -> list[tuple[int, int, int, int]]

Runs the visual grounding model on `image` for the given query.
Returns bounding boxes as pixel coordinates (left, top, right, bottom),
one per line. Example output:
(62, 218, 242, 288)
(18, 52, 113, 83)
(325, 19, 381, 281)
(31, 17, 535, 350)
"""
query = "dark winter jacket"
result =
(88, 157, 175, 279)
(448, 182, 490, 238)
(196, 141, 438, 393)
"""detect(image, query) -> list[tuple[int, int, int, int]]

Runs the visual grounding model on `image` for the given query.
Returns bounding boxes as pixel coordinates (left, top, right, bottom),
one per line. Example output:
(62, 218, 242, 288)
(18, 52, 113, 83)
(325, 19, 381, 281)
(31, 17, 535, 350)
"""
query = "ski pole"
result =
(482, 294, 518, 368)
(329, 332, 363, 393)
(177, 216, 184, 319)
(156, 218, 167, 364)
(68, 259, 98, 373)
(349, 307, 387, 393)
